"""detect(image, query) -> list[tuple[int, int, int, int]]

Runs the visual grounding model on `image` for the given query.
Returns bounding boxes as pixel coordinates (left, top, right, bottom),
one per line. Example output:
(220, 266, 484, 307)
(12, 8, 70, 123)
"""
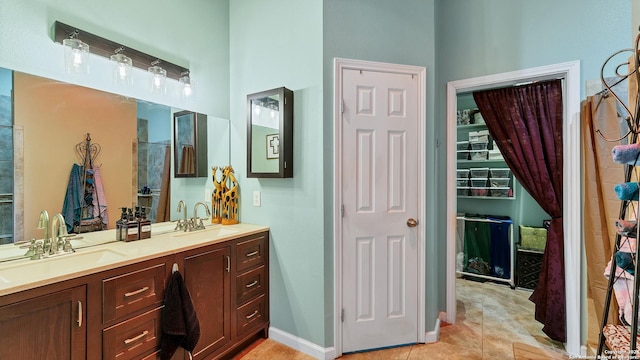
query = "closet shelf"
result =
(457, 195, 515, 200)
(456, 123, 487, 130)
(457, 159, 505, 164)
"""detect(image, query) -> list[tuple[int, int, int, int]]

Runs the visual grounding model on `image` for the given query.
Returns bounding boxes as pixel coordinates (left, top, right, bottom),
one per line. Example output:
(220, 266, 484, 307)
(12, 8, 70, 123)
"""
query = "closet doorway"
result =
(445, 61, 582, 355)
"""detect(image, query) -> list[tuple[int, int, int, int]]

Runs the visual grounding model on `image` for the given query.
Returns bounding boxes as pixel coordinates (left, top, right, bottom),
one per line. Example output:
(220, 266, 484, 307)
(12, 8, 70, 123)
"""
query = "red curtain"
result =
(473, 79, 565, 342)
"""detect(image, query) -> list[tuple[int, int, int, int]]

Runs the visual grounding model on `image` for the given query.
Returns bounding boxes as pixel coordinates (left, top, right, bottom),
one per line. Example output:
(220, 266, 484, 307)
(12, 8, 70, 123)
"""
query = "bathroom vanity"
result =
(0, 223, 269, 360)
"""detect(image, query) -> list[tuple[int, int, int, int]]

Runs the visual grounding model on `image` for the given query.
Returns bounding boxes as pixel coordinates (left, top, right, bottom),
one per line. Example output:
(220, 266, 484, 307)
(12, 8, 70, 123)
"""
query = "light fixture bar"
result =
(54, 21, 189, 81)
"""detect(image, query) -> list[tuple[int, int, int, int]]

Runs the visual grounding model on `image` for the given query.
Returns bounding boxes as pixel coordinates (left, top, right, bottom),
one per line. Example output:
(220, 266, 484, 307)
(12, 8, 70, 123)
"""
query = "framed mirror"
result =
(173, 110, 208, 178)
(247, 87, 293, 178)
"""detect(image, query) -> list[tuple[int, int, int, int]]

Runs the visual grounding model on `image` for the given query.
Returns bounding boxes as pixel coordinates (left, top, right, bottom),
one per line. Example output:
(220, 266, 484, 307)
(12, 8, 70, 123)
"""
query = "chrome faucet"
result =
(176, 200, 188, 231)
(192, 202, 211, 230)
(37, 210, 50, 244)
(49, 213, 68, 255)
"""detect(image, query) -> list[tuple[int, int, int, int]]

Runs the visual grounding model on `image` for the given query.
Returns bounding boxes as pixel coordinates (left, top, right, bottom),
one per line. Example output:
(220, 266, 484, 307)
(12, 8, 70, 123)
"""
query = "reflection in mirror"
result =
(0, 68, 13, 245)
(137, 102, 171, 223)
(0, 67, 230, 256)
(174, 111, 207, 178)
(247, 87, 293, 178)
(250, 94, 280, 174)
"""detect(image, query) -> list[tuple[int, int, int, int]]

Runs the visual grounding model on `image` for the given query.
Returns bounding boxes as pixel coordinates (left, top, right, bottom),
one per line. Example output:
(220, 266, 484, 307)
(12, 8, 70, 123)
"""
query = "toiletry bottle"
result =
(126, 208, 139, 242)
(116, 207, 127, 241)
(139, 207, 151, 239)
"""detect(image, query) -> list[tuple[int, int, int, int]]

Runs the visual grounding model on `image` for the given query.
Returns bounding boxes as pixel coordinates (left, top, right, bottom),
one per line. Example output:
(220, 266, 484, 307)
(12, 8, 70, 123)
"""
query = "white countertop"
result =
(0, 222, 269, 297)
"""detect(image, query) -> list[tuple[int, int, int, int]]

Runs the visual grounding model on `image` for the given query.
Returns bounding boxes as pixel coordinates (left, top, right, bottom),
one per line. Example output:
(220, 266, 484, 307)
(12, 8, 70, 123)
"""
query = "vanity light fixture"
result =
(110, 47, 132, 85)
(179, 71, 195, 100)
(148, 60, 167, 94)
(54, 21, 190, 91)
(62, 30, 90, 74)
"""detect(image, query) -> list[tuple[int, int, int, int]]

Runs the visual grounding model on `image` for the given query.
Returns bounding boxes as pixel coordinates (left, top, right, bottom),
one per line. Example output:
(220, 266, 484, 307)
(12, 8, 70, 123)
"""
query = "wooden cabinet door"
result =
(182, 246, 231, 360)
(0, 285, 87, 359)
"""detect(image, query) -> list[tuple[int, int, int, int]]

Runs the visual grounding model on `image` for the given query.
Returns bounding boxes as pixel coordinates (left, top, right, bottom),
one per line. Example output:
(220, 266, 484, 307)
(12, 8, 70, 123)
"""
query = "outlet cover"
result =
(253, 191, 261, 207)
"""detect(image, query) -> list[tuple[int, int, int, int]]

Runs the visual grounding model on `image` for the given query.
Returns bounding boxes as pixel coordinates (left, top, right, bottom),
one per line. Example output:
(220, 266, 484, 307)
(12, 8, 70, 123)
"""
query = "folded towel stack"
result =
(614, 182, 639, 201)
(612, 143, 640, 166)
(616, 219, 637, 238)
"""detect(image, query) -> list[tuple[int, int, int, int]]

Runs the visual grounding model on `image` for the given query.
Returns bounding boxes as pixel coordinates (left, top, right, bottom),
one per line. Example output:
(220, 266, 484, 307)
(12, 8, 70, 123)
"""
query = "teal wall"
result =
(0, 0, 230, 118)
(323, 0, 438, 339)
(435, 0, 631, 316)
(229, 0, 326, 346)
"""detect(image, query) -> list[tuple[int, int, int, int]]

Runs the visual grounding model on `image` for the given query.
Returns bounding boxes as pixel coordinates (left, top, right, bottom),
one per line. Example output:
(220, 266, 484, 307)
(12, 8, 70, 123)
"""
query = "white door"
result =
(341, 68, 419, 353)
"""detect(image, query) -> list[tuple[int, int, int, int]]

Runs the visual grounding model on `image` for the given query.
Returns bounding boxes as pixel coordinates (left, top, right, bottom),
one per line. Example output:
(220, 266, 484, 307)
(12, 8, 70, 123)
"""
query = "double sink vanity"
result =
(0, 220, 269, 359)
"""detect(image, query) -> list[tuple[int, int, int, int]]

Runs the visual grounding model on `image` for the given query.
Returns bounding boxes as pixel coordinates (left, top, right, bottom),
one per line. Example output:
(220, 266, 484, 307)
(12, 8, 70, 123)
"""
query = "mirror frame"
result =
(246, 87, 293, 178)
(173, 110, 208, 178)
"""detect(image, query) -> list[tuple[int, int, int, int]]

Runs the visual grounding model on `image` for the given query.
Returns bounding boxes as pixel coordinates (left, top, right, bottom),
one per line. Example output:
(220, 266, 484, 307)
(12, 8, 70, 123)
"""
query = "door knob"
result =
(407, 218, 418, 227)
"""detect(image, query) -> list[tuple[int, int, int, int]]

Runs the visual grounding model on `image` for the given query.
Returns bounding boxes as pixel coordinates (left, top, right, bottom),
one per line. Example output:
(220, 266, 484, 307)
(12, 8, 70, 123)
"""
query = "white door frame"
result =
(334, 58, 426, 357)
(445, 61, 582, 356)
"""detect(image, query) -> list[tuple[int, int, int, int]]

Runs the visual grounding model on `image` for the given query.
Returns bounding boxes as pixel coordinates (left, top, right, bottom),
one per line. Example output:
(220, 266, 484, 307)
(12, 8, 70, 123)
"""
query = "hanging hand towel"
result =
(614, 182, 639, 201)
(612, 143, 640, 165)
(160, 270, 200, 360)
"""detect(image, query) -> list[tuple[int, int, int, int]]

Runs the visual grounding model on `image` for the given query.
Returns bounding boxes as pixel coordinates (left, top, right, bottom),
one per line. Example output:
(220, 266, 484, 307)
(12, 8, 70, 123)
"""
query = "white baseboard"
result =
(424, 318, 441, 344)
(269, 327, 336, 360)
(438, 311, 447, 323)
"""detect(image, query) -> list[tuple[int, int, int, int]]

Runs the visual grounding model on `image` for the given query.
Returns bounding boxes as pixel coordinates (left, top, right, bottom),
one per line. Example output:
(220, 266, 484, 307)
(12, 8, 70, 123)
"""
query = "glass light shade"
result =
(110, 53, 133, 85)
(148, 65, 167, 94)
(63, 38, 89, 74)
(179, 74, 195, 100)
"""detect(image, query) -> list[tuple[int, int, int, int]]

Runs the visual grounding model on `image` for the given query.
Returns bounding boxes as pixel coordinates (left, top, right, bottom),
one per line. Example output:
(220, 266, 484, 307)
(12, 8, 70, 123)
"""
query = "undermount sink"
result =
(0, 248, 128, 284)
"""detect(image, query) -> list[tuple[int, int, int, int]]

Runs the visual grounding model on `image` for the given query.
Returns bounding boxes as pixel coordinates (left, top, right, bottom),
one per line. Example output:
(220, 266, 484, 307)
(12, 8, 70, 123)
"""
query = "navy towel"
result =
(160, 270, 200, 360)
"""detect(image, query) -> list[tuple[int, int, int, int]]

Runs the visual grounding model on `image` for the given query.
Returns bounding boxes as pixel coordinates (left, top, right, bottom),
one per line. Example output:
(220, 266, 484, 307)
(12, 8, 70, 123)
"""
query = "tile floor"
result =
(239, 278, 569, 359)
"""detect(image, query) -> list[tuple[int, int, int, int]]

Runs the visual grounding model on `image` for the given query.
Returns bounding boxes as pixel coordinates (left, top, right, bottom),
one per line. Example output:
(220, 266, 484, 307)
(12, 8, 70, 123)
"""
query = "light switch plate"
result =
(253, 191, 261, 207)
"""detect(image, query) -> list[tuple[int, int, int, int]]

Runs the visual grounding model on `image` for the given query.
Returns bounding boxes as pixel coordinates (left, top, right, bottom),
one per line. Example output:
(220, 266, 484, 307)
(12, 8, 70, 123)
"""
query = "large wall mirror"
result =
(0, 67, 230, 254)
(247, 87, 293, 178)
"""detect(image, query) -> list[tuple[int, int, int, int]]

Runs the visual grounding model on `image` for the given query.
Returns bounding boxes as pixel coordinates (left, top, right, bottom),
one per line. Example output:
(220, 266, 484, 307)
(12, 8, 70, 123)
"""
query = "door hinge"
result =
(341, 204, 344, 218)
(341, 99, 345, 114)
(341, 308, 344, 322)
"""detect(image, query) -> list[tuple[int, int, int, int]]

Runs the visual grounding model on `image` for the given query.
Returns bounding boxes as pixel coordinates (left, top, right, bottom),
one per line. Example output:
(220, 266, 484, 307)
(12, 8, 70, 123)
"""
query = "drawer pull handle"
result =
(246, 250, 259, 257)
(245, 280, 259, 288)
(124, 330, 149, 345)
(77, 301, 82, 327)
(246, 310, 259, 319)
(124, 286, 149, 298)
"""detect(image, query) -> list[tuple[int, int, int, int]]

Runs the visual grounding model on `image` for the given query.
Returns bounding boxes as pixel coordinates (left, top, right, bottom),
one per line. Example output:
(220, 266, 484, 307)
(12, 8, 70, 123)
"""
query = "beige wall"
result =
(14, 72, 136, 240)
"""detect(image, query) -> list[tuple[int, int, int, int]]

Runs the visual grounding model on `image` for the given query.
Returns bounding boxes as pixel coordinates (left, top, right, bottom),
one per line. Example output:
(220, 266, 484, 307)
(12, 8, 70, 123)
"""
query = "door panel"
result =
(342, 68, 419, 353)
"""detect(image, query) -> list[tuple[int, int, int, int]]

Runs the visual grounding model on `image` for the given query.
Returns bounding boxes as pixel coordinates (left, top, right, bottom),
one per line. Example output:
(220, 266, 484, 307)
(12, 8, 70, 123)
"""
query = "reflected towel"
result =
(62, 164, 83, 232)
(615, 219, 637, 238)
(614, 182, 639, 201)
(612, 143, 640, 165)
(92, 167, 108, 226)
(179, 145, 195, 174)
(160, 270, 200, 360)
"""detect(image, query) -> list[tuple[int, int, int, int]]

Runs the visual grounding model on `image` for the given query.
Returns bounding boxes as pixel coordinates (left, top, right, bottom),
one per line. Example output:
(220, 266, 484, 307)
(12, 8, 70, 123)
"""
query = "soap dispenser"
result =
(139, 206, 151, 239)
(125, 208, 139, 242)
(116, 207, 127, 241)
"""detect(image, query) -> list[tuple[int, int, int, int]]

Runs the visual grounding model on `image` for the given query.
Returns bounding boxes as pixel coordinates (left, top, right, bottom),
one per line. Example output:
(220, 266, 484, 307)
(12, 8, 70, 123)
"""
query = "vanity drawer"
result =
(103, 307, 162, 360)
(236, 265, 265, 305)
(236, 235, 266, 272)
(236, 294, 266, 338)
(103, 263, 166, 323)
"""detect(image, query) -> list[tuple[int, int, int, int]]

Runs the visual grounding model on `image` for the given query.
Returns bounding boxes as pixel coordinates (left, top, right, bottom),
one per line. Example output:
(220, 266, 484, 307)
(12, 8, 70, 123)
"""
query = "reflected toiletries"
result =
(125, 208, 139, 242)
(116, 207, 127, 241)
(139, 206, 151, 239)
